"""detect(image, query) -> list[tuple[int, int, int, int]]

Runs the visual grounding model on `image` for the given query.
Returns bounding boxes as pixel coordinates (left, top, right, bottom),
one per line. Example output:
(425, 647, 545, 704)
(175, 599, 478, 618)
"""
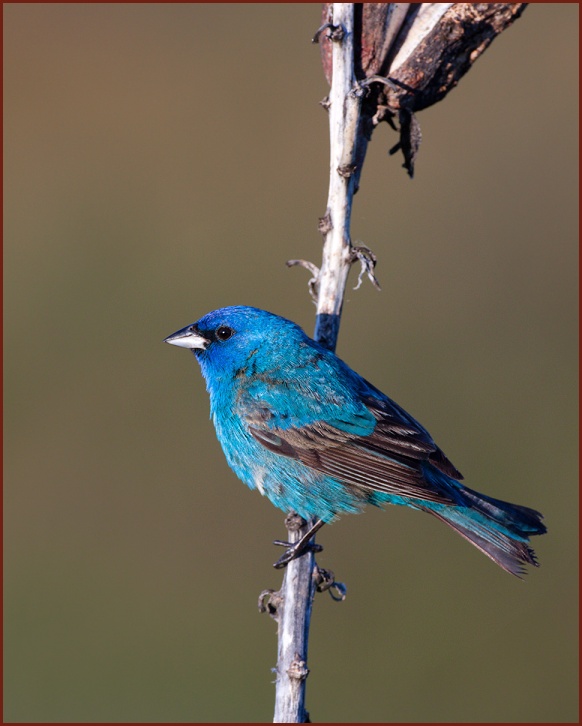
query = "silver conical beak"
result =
(164, 324, 209, 350)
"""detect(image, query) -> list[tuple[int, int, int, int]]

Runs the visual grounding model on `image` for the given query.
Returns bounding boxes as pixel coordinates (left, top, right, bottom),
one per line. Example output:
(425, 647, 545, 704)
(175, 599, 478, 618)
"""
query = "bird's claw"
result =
(272, 539, 324, 569)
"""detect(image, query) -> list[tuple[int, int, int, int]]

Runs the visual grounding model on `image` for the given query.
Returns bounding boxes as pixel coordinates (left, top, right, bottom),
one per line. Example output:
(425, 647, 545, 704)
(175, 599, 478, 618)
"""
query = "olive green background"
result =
(4, 4, 578, 723)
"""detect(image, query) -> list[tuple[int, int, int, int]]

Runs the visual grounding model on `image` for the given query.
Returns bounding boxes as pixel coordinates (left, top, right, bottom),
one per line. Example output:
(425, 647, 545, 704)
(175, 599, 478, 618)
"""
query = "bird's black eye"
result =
(216, 325, 234, 341)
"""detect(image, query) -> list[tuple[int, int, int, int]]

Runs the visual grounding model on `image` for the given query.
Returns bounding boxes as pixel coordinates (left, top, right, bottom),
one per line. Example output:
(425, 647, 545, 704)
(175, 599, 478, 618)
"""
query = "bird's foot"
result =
(272, 516, 326, 569)
(272, 538, 323, 569)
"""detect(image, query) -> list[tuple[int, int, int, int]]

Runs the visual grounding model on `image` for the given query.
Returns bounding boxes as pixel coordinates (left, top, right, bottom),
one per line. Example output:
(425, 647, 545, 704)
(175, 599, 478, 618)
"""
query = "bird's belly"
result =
(213, 415, 370, 522)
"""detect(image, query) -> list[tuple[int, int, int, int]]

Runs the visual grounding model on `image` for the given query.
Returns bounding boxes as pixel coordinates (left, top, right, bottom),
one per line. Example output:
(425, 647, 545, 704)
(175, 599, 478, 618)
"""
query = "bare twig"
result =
(314, 3, 363, 352)
(273, 5, 359, 723)
(272, 515, 317, 723)
(286, 259, 320, 302)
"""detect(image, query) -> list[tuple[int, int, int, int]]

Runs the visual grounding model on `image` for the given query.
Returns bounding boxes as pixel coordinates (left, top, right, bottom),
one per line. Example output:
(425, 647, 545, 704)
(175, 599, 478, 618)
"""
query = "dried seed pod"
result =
(318, 3, 527, 176)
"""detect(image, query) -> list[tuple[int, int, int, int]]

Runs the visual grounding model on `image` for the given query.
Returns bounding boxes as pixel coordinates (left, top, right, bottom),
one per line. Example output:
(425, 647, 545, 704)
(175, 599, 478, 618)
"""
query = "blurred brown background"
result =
(4, 4, 578, 723)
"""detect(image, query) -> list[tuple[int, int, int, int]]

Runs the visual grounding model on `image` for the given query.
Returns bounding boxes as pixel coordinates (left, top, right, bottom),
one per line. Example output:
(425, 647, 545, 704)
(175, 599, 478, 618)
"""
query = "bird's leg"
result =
(272, 517, 326, 569)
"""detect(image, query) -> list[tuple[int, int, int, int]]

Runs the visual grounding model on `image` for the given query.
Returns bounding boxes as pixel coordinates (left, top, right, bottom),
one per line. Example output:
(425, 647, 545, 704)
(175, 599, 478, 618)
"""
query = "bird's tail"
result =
(421, 485, 546, 577)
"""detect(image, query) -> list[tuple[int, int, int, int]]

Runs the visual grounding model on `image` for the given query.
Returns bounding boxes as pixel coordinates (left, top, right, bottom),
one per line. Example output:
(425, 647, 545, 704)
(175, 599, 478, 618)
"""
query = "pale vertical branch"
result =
(273, 5, 360, 723)
(314, 2, 361, 351)
(272, 516, 315, 724)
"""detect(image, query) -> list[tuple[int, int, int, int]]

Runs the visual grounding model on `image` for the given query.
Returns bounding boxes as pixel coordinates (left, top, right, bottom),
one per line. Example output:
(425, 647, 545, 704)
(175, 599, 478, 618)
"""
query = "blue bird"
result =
(165, 306, 545, 576)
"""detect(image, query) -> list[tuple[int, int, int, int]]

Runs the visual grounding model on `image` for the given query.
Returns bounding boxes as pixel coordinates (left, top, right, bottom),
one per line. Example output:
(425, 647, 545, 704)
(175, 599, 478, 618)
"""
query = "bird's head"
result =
(164, 306, 307, 381)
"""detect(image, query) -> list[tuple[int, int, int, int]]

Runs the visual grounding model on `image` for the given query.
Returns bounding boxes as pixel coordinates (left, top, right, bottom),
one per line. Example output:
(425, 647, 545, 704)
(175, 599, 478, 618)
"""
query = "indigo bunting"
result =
(165, 306, 545, 576)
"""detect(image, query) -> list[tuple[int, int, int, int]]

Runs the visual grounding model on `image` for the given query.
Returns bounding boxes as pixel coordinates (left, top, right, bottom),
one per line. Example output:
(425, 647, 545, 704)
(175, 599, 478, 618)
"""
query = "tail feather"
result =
(459, 485, 546, 537)
(426, 508, 539, 577)
(421, 487, 546, 578)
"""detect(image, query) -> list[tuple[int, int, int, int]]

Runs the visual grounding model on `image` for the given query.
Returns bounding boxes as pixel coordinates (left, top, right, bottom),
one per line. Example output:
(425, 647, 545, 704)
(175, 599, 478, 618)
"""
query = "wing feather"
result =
(248, 394, 461, 505)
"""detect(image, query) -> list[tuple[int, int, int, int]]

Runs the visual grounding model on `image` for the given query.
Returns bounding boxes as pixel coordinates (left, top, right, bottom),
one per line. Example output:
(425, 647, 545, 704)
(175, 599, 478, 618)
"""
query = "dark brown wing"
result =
(362, 395, 464, 480)
(248, 394, 461, 505)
